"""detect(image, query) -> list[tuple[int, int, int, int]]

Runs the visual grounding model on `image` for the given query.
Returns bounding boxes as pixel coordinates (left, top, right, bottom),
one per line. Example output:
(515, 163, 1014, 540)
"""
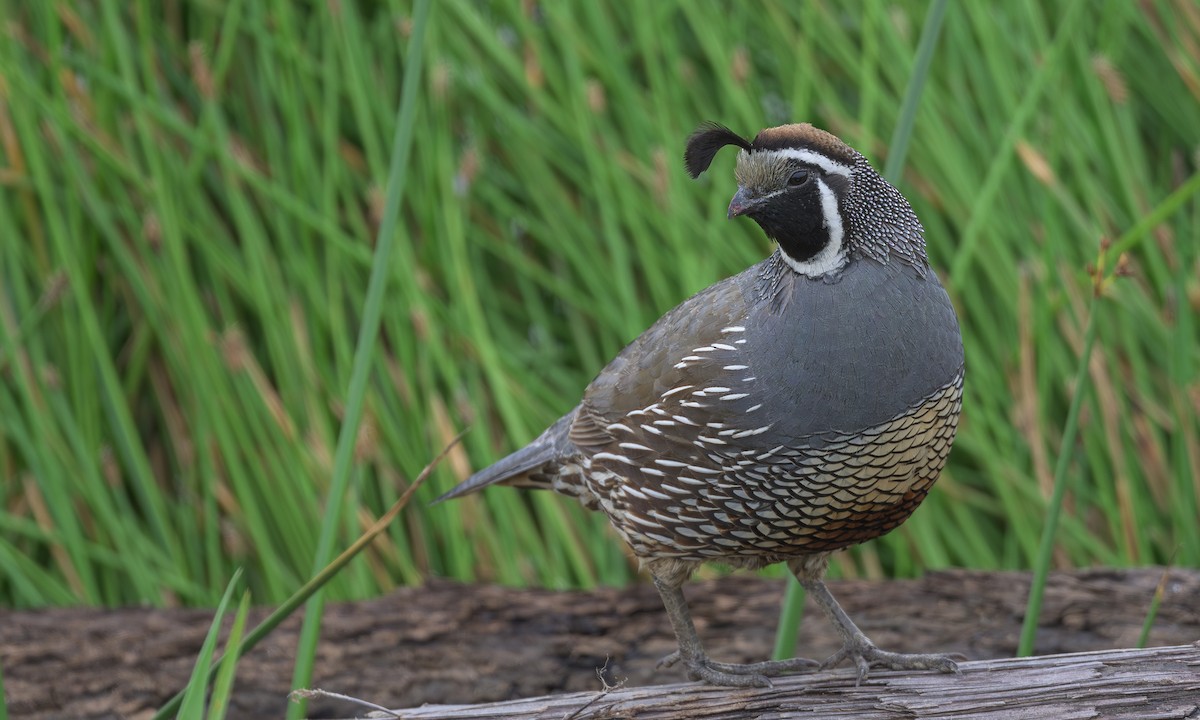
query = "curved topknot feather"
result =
(684, 123, 752, 178)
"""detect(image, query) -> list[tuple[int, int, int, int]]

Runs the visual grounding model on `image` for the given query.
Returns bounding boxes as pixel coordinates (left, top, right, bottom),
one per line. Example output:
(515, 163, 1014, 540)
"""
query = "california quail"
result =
(439, 123, 965, 688)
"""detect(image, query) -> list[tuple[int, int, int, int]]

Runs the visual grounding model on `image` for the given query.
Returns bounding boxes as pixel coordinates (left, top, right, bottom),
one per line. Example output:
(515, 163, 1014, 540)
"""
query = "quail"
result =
(438, 122, 965, 688)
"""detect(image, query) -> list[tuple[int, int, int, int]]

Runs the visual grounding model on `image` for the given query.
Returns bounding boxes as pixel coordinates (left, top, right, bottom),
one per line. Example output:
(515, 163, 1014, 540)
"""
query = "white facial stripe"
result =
(778, 177, 847, 277)
(759, 148, 853, 178)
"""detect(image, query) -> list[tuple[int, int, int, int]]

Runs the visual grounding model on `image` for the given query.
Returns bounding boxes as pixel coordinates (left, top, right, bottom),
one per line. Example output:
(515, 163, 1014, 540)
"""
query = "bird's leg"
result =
(795, 573, 961, 684)
(651, 572, 818, 687)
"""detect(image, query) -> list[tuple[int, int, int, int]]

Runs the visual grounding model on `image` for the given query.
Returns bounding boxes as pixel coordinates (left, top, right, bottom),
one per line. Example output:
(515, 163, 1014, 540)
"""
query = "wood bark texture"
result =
(1, 568, 1197, 718)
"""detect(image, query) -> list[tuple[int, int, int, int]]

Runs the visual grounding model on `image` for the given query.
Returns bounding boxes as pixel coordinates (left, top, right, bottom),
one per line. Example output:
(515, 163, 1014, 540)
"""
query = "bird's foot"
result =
(821, 635, 962, 685)
(658, 650, 819, 688)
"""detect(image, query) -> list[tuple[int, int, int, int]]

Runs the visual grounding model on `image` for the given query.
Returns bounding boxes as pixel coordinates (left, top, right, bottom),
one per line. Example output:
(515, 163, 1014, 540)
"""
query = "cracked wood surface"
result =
(370, 643, 1200, 720)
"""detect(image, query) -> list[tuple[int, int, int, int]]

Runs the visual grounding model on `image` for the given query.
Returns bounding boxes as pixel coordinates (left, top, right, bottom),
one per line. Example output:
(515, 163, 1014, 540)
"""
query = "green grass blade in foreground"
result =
(288, 1, 433, 717)
(207, 592, 251, 720)
(773, 0, 947, 662)
(1109, 170, 1200, 265)
(177, 569, 244, 720)
(154, 437, 456, 720)
(1018, 292, 1100, 658)
(771, 575, 806, 661)
(1137, 566, 1172, 649)
(1018, 157, 1200, 655)
(883, 0, 947, 183)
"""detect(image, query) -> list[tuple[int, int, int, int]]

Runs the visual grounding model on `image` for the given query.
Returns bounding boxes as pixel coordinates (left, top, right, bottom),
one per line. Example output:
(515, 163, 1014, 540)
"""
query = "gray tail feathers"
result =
(433, 411, 576, 503)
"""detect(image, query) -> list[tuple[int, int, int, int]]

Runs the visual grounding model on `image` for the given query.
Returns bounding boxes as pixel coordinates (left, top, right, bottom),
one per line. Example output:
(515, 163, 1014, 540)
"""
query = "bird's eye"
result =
(788, 169, 810, 187)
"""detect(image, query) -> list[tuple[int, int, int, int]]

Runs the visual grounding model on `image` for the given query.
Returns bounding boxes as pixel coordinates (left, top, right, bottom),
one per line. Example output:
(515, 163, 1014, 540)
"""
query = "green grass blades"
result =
(207, 591, 251, 720)
(174, 569, 246, 720)
(289, 1, 432, 715)
(155, 432, 452, 719)
(0, 0, 1197, 628)
(1137, 566, 1174, 649)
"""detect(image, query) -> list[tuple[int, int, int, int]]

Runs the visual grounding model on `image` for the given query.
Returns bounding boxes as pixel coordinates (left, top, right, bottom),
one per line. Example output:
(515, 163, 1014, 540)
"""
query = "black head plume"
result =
(683, 123, 752, 179)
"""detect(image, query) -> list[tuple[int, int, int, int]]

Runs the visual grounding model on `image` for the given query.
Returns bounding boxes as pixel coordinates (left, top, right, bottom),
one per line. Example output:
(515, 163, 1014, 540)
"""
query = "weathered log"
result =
(327, 643, 1200, 720)
(2, 568, 1197, 718)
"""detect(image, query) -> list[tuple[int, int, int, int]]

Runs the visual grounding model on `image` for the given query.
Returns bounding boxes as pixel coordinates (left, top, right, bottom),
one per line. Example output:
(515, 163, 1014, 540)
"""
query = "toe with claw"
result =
(821, 634, 962, 684)
(658, 650, 820, 687)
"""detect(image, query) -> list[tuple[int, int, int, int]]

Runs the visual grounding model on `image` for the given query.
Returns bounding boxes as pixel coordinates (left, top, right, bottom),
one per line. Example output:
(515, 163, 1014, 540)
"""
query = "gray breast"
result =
(745, 257, 963, 442)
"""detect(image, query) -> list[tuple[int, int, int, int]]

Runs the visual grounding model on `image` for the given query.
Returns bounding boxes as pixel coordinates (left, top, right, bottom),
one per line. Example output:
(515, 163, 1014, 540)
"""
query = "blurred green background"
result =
(1, 0, 1198, 610)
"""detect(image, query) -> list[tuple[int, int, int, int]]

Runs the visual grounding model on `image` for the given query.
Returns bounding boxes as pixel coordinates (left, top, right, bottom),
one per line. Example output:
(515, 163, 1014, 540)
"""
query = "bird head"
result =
(684, 123, 929, 278)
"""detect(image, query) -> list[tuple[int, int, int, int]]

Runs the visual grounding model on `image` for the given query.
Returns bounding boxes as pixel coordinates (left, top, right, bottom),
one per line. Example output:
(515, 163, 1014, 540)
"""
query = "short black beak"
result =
(727, 187, 759, 219)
